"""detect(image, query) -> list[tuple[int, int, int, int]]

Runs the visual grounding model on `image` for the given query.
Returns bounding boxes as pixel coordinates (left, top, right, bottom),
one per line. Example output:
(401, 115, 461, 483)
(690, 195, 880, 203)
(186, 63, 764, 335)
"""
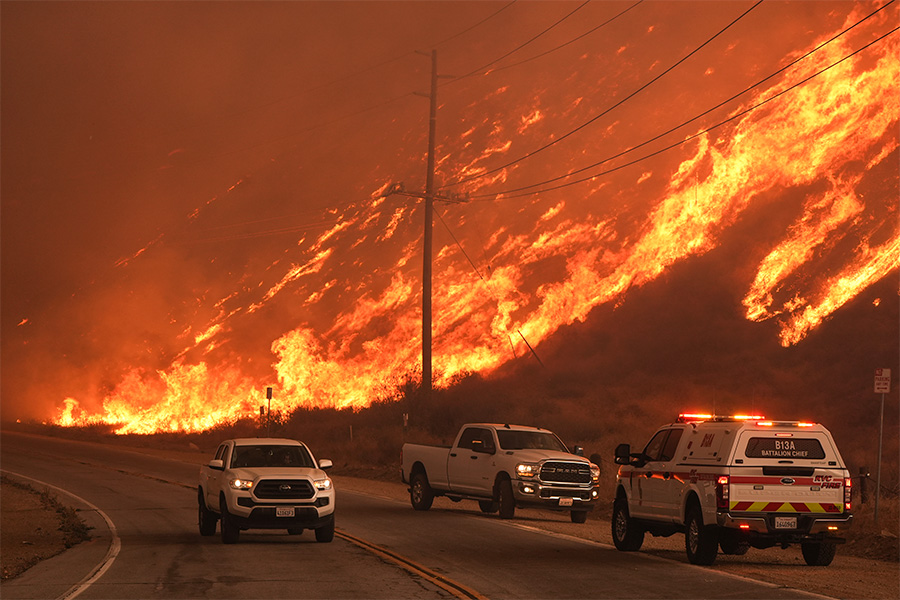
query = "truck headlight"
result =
(590, 463, 600, 484)
(314, 478, 332, 491)
(516, 462, 541, 478)
(229, 478, 253, 490)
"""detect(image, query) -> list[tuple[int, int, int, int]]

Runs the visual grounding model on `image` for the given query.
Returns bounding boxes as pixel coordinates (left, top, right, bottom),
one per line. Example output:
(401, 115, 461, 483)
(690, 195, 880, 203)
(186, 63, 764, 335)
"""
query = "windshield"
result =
(230, 444, 315, 468)
(496, 430, 568, 452)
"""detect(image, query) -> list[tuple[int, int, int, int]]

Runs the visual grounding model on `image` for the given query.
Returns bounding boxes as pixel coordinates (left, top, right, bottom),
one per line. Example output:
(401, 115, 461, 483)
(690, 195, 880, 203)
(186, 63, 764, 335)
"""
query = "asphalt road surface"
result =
(1, 432, 824, 599)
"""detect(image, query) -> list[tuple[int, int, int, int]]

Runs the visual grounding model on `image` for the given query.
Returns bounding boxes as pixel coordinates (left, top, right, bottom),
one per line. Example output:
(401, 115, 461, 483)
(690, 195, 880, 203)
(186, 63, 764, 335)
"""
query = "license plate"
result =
(774, 516, 797, 529)
(276, 507, 295, 518)
(558, 498, 574, 507)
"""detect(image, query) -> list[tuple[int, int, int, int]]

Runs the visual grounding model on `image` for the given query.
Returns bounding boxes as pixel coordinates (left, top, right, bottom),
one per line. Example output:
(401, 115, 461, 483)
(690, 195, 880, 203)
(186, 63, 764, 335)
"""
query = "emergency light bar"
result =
(677, 413, 765, 423)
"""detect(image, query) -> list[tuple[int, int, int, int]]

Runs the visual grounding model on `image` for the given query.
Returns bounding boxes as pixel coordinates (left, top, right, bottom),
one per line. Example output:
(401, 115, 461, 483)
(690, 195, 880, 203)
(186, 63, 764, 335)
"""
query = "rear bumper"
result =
(717, 511, 852, 540)
(513, 480, 600, 510)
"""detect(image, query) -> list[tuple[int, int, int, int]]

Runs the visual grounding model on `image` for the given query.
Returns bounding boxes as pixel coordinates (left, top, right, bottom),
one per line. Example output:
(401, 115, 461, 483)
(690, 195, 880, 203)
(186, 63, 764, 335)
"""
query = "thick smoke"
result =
(1, 2, 896, 438)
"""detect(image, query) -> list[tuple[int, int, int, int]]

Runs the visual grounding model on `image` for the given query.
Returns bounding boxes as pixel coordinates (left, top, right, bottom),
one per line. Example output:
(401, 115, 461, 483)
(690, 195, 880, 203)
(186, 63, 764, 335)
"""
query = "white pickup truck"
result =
(401, 423, 600, 522)
(198, 438, 335, 544)
(612, 414, 852, 565)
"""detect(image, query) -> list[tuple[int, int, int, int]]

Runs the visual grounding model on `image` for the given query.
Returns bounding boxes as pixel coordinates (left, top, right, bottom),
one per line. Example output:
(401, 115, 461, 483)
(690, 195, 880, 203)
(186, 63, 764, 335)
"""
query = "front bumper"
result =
(512, 479, 600, 510)
(226, 501, 334, 530)
(225, 489, 334, 530)
(717, 511, 853, 540)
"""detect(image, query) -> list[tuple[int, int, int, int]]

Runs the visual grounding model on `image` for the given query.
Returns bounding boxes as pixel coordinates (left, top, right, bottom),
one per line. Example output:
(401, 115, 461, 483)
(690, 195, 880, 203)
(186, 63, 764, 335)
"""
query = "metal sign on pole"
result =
(266, 386, 273, 438)
(873, 369, 890, 524)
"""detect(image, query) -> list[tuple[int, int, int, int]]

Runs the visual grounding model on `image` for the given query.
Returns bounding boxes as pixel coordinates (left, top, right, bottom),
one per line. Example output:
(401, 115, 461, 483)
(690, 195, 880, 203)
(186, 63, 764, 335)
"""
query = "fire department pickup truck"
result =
(612, 414, 852, 566)
(198, 438, 335, 544)
(401, 423, 600, 522)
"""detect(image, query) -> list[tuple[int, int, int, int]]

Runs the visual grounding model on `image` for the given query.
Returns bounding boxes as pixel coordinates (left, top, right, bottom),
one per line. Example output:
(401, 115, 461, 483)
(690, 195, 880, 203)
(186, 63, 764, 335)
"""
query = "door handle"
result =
(470, 455, 478, 460)
(450, 453, 457, 457)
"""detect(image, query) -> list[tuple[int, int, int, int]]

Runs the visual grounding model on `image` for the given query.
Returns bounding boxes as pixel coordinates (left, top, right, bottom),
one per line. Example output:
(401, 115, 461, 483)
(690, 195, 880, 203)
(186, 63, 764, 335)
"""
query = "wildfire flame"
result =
(53, 6, 898, 434)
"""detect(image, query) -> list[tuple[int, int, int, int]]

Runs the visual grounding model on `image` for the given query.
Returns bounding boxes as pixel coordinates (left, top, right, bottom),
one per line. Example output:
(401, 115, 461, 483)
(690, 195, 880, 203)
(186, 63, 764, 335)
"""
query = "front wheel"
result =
(478, 499, 499, 514)
(801, 541, 837, 566)
(409, 472, 434, 511)
(219, 498, 240, 544)
(315, 515, 335, 543)
(198, 491, 217, 536)
(498, 478, 515, 519)
(570, 510, 588, 524)
(685, 506, 718, 565)
(611, 497, 644, 551)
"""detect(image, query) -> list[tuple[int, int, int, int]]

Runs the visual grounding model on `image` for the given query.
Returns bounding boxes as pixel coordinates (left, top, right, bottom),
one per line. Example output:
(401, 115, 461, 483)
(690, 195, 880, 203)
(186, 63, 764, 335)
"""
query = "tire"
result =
(198, 491, 217, 536)
(685, 505, 718, 565)
(498, 478, 515, 519)
(219, 497, 239, 544)
(570, 510, 588, 524)
(478, 499, 499, 514)
(719, 530, 750, 556)
(315, 514, 335, 543)
(409, 471, 434, 511)
(801, 541, 837, 566)
(611, 497, 644, 551)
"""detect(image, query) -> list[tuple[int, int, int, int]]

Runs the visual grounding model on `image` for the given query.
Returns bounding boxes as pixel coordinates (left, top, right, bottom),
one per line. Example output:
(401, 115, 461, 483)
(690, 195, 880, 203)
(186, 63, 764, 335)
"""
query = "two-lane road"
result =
(1, 432, 822, 599)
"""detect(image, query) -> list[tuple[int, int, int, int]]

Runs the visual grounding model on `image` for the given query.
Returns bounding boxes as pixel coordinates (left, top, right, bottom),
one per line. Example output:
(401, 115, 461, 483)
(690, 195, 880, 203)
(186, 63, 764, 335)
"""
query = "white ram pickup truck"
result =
(401, 423, 600, 522)
(198, 438, 335, 544)
(612, 414, 852, 566)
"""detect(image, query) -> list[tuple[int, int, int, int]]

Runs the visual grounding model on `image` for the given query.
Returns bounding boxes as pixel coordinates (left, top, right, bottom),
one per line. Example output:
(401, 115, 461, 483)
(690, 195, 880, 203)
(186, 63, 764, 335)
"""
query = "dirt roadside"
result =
(0, 475, 91, 580)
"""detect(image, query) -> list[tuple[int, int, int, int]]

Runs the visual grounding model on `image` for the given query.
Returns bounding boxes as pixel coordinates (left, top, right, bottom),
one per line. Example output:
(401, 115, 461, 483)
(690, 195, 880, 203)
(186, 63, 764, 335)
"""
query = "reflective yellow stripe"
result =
(730, 501, 838, 512)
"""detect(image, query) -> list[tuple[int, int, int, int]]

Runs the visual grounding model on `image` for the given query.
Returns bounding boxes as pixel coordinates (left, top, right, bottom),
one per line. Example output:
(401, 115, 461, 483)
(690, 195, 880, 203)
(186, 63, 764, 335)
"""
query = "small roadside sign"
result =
(874, 369, 891, 394)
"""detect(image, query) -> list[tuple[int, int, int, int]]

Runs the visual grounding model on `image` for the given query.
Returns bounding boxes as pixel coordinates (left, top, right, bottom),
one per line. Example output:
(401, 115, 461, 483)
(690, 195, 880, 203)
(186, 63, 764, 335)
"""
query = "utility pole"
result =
(385, 51, 465, 401)
(422, 49, 438, 401)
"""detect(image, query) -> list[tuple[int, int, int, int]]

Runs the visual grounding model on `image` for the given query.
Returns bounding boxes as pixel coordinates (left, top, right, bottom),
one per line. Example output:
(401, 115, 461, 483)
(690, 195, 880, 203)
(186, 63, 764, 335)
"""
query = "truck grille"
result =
(254, 479, 315, 499)
(540, 462, 592, 484)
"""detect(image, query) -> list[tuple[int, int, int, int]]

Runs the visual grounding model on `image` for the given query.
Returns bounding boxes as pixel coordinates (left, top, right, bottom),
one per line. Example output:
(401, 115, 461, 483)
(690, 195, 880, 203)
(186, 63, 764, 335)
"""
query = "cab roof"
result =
(230, 438, 306, 446)
(466, 423, 550, 432)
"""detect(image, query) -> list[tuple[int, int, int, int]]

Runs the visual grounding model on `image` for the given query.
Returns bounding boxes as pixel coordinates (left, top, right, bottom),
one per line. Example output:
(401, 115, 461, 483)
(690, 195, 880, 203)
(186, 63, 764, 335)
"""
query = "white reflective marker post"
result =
(873, 368, 891, 524)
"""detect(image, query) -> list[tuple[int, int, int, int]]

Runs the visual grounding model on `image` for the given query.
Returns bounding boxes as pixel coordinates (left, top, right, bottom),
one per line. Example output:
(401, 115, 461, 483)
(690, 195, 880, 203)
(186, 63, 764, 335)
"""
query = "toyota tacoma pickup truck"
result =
(401, 423, 600, 522)
(612, 413, 852, 565)
(198, 438, 335, 544)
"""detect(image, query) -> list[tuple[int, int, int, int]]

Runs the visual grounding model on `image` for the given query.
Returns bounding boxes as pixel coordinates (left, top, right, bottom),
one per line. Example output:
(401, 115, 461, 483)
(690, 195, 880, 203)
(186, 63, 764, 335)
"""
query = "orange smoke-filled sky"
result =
(1, 1, 897, 431)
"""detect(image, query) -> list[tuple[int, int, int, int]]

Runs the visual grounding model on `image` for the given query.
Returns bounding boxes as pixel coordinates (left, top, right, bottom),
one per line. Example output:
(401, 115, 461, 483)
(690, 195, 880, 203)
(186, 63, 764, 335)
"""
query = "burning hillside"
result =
(2, 2, 897, 435)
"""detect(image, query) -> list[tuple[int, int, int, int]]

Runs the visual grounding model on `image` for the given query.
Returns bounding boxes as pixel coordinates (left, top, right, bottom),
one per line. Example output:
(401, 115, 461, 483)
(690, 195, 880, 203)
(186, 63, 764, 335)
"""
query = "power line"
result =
(471, 24, 899, 201)
(447, 1, 591, 83)
(434, 1, 519, 48)
(435, 207, 543, 367)
(440, 0, 765, 190)
(484, 0, 645, 75)
(467, 0, 897, 199)
(194, 1, 519, 128)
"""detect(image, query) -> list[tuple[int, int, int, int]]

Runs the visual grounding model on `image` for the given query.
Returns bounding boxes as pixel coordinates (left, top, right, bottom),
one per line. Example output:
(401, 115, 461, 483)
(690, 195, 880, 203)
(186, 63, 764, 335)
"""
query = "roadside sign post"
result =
(873, 369, 890, 524)
(266, 386, 273, 437)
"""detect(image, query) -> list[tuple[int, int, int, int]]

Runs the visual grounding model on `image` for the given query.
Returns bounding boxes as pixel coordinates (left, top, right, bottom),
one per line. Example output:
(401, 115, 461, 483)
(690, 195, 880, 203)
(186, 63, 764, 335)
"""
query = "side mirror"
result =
(208, 459, 224, 471)
(614, 444, 631, 465)
(630, 453, 648, 469)
(319, 458, 333, 470)
(573, 445, 584, 456)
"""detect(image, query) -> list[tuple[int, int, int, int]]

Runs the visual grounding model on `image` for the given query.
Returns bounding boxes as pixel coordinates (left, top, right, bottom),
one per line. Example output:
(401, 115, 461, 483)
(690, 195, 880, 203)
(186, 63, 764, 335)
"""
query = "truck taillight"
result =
(844, 477, 852, 511)
(716, 475, 729, 510)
